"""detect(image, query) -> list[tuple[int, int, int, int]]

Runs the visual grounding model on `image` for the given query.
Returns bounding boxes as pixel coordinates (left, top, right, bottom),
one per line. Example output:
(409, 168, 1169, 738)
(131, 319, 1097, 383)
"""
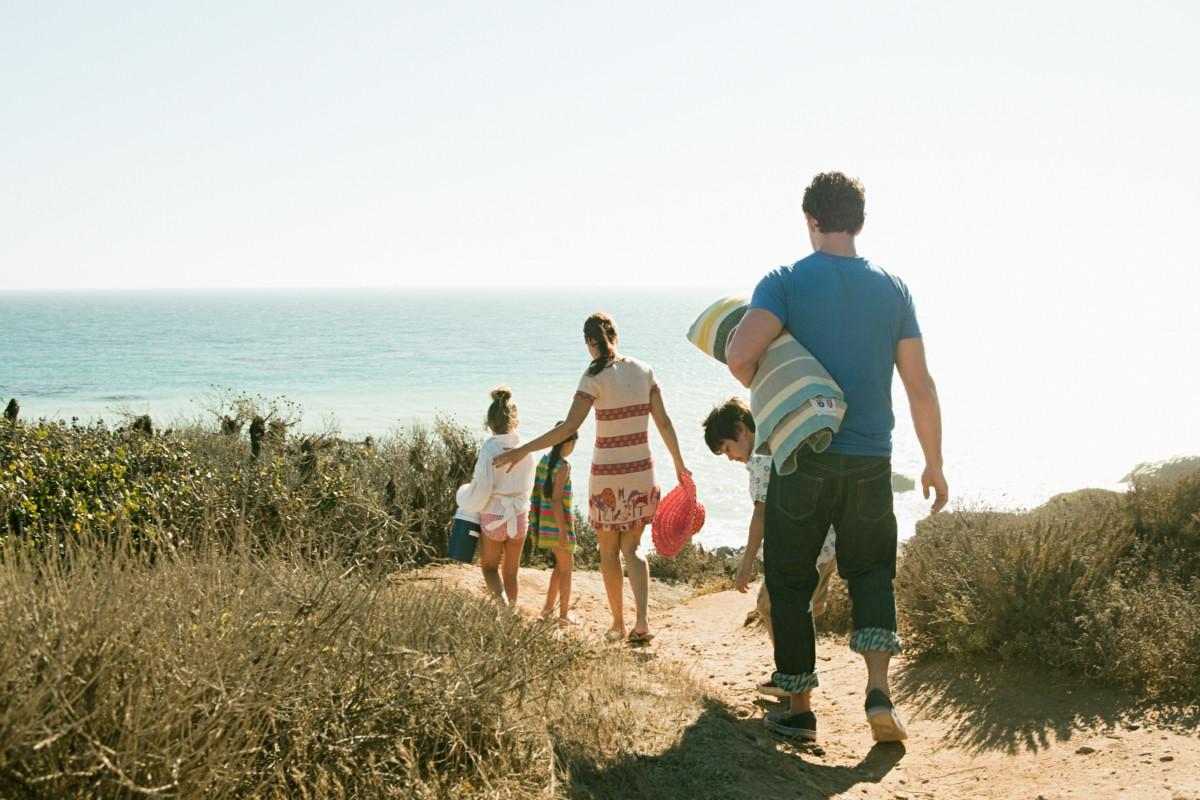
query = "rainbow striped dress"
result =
(529, 452, 575, 552)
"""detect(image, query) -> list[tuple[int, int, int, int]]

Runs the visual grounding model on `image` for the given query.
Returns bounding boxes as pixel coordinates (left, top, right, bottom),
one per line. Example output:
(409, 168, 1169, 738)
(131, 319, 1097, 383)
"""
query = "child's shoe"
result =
(764, 709, 817, 741)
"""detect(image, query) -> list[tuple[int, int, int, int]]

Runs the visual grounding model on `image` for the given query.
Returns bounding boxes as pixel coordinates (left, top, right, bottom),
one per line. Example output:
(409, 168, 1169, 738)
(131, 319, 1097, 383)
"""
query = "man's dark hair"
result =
(702, 397, 754, 455)
(802, 171, 866, 234)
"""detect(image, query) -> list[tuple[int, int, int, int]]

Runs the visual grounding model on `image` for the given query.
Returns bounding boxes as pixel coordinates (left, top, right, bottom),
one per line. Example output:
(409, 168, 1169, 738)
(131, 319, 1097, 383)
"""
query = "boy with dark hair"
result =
(702, 397, 837, 698)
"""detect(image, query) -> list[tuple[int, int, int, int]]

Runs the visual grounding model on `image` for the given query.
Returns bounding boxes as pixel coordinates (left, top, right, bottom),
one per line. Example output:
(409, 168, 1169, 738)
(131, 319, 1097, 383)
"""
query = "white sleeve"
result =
(455, 445, 495, 512)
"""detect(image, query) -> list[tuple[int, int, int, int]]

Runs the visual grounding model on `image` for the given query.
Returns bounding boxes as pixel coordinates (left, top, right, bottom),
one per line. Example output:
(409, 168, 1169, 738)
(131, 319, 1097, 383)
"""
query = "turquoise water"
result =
(3, 287, 1194, 549)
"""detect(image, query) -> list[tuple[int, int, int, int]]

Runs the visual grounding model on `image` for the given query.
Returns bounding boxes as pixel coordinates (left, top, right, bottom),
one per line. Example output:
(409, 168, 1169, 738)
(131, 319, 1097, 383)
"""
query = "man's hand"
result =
(923, 464, 948, 514)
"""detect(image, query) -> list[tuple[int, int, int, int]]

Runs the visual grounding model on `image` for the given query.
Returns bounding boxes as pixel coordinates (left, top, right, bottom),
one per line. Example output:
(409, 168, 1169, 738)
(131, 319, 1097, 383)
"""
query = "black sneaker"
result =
(865, 689, 908, 742)
(763, 709, 818, 741)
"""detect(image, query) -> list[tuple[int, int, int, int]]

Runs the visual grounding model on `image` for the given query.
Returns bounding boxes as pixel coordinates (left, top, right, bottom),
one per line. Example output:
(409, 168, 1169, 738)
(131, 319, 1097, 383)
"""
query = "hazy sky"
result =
(3, 0, 1198, 318)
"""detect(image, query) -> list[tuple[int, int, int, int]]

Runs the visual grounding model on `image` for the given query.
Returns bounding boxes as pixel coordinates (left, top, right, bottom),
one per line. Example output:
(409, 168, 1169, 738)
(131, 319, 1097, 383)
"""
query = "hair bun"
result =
(491, 386, 512, 403)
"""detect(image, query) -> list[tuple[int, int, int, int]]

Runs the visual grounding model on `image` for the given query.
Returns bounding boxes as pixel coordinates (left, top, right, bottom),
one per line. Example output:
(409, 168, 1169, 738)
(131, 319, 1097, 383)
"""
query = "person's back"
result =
(752, 252, 919, 455)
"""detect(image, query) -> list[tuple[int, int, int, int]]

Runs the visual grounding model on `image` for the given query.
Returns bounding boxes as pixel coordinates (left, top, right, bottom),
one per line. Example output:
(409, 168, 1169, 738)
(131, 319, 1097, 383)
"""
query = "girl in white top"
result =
(455, 387, 538, 605)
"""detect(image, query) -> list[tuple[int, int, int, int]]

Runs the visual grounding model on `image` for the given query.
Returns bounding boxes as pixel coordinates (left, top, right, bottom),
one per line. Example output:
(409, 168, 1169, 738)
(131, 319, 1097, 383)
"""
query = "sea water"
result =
(2, 288, 1196, 550)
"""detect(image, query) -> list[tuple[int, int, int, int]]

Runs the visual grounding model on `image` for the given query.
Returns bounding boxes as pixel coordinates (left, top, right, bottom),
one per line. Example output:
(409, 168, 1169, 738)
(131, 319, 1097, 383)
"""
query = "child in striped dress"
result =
(529, 424, 579, 626)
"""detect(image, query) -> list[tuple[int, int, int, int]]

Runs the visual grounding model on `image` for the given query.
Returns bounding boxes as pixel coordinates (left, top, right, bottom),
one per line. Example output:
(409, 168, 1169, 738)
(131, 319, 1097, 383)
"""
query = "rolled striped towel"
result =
(687, 295, 845, 475)
(749, 334, 845, 474)
(685, 295, 749, 365)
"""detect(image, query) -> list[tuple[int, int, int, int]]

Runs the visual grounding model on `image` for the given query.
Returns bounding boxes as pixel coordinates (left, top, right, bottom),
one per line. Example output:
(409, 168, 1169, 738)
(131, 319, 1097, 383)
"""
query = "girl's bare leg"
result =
(620, 524, 651, 635)
(553, 549, 573, 622)
(501, 535, 524, 605)
(541, 567, 561, 617)
(479, 535, 507, 604)
(597, 529, 626, 635)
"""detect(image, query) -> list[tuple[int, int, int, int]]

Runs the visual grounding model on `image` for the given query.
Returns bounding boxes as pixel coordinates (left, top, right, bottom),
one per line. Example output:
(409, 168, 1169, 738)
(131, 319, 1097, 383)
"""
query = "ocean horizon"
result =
(2, 287, 1192, 550)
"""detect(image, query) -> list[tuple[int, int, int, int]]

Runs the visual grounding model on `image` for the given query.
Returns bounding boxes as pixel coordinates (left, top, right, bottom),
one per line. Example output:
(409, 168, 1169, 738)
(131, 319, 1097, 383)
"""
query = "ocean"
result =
(2, 287, 1196, 550)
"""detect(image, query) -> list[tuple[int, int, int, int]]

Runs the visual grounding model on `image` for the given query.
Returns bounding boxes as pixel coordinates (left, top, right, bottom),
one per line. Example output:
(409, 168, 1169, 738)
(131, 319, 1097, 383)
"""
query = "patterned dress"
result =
(575, 357, 662, 533)
(529, 453, 575, 553)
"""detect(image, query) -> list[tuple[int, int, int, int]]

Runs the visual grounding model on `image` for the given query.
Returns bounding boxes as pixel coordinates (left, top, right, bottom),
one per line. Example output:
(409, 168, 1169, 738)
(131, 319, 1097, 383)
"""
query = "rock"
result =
(1121, 455, 1200, 483)
(1076, 746, 1097, 755)
(891, 472, 916, 493)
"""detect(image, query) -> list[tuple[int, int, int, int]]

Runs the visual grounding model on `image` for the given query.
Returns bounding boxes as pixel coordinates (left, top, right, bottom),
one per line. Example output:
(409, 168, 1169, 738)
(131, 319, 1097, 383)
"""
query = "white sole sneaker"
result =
(866, 706, 908, 742)
(865, 689, 908, 742)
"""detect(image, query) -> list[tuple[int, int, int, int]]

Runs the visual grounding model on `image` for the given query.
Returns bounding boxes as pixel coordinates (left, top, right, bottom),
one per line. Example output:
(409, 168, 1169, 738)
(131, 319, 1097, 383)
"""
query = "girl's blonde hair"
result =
(486, 386, 518, 433)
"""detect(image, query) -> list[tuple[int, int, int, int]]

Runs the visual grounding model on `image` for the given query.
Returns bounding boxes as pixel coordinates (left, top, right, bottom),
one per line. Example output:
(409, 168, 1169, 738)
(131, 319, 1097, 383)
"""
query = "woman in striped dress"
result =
(495, 312, 691, 641)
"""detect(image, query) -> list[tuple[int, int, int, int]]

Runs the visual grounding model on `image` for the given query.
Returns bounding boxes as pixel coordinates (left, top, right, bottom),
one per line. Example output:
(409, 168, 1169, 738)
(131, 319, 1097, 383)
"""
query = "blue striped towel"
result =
(750, 333, 845, 475)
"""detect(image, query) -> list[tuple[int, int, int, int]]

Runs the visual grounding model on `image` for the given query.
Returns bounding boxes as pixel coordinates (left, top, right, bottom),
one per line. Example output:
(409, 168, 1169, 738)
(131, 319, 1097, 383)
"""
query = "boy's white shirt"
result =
(456, 432, 537, 537)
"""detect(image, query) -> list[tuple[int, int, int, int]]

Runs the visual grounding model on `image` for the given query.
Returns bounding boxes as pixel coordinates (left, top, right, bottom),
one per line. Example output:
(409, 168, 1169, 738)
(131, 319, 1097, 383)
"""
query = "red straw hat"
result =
(652, 473, 705, 558)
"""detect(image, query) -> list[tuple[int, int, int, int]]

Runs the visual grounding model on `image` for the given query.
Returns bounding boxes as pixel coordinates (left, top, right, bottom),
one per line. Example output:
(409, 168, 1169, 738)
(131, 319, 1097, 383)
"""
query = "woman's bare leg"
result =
(621, 524, 651, 635)
(597, 529, 626, 635)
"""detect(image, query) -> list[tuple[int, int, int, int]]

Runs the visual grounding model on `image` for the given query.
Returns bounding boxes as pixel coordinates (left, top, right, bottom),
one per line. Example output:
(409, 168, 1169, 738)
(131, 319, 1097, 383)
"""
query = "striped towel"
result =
(687, 295, 845, 475)
(749, 334, 845, 475)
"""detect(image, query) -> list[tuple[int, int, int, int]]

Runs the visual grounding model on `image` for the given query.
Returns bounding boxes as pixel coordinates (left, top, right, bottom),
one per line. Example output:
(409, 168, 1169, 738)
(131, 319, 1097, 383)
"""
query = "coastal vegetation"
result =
(1, 396, 1198, 797)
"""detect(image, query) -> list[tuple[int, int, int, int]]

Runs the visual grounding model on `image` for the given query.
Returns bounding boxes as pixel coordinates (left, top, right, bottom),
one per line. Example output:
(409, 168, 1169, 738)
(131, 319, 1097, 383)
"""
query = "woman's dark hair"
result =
(584, 312, 619, 377)
(702, 397, 755, 454)
(541, 421, 579, 501)
(486, 386, 518, 434)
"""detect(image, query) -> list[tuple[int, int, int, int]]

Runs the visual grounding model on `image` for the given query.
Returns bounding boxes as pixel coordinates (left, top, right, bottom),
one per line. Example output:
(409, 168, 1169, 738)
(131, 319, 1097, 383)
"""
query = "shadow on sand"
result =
(561, 696, 905, 800)
(892, 655, 1200, 756)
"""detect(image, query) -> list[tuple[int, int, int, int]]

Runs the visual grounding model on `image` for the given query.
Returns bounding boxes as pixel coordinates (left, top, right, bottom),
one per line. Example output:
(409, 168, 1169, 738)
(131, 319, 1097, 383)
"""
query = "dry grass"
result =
(0, 522, 716, 799)
(897, 474, 1200, 699)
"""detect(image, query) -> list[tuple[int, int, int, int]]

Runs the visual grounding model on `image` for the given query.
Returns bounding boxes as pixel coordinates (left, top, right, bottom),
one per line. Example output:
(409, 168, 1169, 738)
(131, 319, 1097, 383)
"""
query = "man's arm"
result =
(726, 308, 783, 388)
(895, 337, 948, 514)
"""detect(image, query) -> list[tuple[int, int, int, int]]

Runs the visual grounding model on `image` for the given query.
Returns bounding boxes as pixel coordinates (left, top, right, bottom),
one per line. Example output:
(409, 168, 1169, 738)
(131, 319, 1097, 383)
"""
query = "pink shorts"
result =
(481, 512, 528, 542)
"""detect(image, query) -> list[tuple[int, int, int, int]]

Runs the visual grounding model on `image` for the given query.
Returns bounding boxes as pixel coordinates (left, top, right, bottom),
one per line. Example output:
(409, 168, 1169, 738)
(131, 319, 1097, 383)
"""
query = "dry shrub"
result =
(0, 525, 612, 798)
(647, 542, 740, 590)
(897, 475, 1200, 699)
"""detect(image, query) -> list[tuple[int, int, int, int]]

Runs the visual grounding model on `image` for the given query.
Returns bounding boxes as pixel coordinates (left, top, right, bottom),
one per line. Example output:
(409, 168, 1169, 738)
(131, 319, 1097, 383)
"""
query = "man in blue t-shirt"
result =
(727, 171, 948, 745)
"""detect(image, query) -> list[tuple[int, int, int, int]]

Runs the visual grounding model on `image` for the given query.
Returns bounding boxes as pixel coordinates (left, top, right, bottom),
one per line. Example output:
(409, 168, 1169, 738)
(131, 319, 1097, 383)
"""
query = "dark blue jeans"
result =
(764, 452, 901, 694)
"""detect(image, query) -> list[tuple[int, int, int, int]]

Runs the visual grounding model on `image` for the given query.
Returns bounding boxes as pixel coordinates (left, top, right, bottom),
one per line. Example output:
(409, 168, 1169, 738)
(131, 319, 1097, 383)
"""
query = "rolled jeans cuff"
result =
(772, 670, 819, 694)
(849, 627, 902, 655)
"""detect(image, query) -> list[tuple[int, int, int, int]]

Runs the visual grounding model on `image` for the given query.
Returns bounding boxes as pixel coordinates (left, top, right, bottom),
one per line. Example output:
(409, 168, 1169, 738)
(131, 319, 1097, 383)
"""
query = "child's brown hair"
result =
(702, 397, 754, 454)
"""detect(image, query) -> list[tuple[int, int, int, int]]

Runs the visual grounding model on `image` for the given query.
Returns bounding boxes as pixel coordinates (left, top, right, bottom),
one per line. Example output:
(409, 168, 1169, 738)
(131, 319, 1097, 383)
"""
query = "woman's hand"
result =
(493, 446, 524, 472)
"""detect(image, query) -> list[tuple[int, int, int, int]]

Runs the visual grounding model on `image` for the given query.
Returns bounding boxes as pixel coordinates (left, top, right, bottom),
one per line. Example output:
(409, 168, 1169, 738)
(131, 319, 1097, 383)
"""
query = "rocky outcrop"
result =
(891, 472, 916, 493)
(1120, 455, 1200, 483)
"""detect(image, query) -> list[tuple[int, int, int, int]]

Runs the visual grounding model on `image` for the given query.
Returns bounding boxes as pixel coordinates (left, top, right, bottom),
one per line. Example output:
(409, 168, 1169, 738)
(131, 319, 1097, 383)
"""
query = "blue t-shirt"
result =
(750, 251, 921, 456)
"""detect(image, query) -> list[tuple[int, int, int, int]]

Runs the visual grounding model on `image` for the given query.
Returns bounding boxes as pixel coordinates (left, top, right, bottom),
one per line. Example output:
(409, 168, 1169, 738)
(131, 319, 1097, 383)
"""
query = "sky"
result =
(3, 1, 1198, 311)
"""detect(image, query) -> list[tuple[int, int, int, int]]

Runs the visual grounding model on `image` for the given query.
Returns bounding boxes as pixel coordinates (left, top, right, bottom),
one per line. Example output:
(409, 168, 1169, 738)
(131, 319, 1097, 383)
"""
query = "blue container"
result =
(446, 515, 481, 562)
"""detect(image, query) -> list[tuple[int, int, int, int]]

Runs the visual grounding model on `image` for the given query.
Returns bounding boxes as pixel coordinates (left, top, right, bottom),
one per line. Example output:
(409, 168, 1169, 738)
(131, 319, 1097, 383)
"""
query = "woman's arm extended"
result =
(494, 395, 590, 472)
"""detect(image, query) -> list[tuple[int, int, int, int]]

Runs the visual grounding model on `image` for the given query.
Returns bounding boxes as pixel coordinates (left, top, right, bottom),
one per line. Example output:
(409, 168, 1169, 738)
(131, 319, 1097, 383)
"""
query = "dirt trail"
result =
(424, 562, 1200, 799)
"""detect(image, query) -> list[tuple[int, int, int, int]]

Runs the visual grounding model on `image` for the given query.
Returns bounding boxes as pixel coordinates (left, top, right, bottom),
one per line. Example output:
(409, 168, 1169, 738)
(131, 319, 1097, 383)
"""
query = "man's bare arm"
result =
(726, 308, 783, 388)
(895, 337, 948, 514)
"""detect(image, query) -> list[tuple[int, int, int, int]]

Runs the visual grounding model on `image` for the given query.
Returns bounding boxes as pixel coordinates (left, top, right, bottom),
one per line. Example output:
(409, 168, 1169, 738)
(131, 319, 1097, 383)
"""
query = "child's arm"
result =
(735, 501, 765, 593)
(548, 462, 571, 551)
(455, 443, 496, 513)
